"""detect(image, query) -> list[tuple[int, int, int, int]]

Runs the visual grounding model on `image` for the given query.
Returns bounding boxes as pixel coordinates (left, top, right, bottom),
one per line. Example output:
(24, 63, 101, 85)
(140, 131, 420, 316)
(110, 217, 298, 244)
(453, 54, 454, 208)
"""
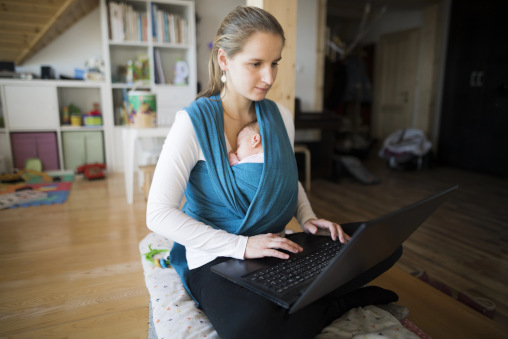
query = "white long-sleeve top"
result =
(146, 102, 317, 269)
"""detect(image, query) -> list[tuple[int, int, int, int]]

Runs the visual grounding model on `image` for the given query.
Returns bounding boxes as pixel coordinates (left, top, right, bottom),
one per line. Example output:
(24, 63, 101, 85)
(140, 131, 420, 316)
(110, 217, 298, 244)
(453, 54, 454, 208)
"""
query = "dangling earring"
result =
(221, 71, 227, 83)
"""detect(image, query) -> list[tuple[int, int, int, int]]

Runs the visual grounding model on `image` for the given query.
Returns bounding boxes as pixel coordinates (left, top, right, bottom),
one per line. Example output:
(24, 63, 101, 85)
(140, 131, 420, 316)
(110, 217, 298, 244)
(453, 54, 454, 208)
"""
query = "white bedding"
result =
(140, 232, 421, 339)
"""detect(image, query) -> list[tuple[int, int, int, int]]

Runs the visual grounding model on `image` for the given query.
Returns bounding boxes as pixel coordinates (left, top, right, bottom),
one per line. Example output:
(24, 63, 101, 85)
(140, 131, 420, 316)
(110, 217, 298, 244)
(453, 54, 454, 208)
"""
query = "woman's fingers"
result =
(326, 221, 351, 243)
(304, 219, 352, 244)
(245, 224, 352, 260)
(268, 233, 301, 248)
(245, 233, 302, 259)
(265, 248, 291, 259)
(338, 226, 352, 243)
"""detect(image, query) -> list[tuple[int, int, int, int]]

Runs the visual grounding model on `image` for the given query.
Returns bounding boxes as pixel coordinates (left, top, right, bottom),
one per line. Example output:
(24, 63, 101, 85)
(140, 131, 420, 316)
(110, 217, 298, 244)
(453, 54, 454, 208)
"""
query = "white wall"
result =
(16, 9, 103, 79)
(295, 0, 319, 111)
(194, 0, 245, 91)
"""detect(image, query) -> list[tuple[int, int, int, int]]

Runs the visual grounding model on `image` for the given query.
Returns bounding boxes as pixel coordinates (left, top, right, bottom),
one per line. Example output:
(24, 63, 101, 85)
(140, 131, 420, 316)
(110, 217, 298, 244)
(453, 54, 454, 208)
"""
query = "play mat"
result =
(140, 232, 430, 339)
(0, 172, 74, 209)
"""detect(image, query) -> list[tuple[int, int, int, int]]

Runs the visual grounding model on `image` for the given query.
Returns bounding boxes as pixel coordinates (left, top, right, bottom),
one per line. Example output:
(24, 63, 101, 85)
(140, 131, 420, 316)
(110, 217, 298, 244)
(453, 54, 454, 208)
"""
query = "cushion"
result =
(140, 232, 422, 339)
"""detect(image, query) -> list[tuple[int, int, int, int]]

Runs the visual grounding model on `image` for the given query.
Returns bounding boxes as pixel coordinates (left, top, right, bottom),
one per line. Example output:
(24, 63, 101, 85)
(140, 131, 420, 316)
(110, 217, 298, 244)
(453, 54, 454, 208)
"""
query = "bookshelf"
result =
(0, 0, 197, 174)
(100, 0, 197, 128)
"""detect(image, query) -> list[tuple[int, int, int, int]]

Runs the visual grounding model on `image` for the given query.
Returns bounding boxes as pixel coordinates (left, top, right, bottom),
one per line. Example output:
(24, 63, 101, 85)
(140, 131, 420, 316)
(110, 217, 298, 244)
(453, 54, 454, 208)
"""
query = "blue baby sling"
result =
(170, 95, 299, 304)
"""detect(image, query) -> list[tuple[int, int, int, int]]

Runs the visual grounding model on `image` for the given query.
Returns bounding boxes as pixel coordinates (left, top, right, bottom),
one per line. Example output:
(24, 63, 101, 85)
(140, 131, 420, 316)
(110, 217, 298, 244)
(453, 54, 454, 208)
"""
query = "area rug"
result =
(412, 271, 496, 318)
(0, 173, 74, 209)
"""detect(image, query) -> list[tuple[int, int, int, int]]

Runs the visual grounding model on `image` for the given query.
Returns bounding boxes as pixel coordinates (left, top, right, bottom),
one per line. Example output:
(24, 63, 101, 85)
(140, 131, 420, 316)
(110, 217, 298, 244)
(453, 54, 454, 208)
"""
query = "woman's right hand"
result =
(244, 233, 303, 259)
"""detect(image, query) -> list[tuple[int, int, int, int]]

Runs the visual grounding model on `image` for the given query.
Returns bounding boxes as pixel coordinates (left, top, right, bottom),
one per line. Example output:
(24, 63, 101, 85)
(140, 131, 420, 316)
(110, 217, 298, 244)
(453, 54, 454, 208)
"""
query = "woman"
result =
(147, 6, 400, 338)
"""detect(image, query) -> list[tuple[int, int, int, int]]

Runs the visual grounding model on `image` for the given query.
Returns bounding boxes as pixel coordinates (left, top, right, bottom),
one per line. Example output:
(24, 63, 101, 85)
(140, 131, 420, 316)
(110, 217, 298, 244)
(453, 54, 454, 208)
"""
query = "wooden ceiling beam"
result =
(0, 13, 54, 25)
(0, 37, 31, 48)
(0, 3, 61, 16)
(0, 0, 67, 10)
(0, 23, 44, 33)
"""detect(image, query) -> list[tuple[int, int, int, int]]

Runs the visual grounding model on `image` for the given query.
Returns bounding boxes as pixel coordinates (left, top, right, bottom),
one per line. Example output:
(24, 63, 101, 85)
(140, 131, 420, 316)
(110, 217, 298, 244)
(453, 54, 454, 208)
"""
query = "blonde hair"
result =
(197, 6, 285, 99)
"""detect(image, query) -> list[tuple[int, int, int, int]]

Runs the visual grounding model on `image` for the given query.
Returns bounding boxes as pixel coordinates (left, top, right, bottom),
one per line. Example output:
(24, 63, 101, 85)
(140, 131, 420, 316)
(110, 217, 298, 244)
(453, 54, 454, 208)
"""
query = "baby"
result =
(228, 120, 264, 166)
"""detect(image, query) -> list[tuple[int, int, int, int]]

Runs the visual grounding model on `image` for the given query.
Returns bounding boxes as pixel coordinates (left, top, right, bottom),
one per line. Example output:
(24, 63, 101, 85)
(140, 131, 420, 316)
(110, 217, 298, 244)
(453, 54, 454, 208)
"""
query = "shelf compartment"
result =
(153, 46, 189, 85)
(109, 44, 150, 84)
(62, 131, 105, 170)
(150, 2, 190, 44)
(58, 87, 102, 127)
(11, 132, 60, 170)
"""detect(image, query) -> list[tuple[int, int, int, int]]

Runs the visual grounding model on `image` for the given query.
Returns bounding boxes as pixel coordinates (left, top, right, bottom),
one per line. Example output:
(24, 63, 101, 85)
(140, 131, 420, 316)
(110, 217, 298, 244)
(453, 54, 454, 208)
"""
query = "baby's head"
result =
(236, 120, 262, 160)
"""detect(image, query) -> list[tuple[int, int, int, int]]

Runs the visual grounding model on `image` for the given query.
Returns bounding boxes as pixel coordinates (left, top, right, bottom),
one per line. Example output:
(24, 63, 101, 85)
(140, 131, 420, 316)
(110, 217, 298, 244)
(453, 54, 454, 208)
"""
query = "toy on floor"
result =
(0, 169, 52, 184)
(142, 244, 170, 268)
(25, 158, 42, 172)
(76, 163, 106, 180)
(0, 162, 53, 184)
(155, 258, 170, 268)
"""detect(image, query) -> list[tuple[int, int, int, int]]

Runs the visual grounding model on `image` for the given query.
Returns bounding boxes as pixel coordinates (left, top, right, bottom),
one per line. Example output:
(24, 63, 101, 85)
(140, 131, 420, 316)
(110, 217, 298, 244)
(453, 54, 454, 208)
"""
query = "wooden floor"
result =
(0, 158, 507, 337)
(0, 174, 150, 338)
(306, 156, 508, 330)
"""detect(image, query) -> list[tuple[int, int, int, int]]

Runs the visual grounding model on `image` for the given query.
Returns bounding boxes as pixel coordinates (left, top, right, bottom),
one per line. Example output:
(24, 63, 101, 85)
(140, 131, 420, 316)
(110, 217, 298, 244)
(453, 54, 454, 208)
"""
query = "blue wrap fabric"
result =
(170, 95, 299, 304)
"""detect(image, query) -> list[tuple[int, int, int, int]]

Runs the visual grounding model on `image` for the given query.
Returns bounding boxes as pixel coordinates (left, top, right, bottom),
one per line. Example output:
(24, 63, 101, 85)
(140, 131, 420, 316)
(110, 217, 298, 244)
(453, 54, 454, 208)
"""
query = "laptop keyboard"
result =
(245, 240, 344, 293)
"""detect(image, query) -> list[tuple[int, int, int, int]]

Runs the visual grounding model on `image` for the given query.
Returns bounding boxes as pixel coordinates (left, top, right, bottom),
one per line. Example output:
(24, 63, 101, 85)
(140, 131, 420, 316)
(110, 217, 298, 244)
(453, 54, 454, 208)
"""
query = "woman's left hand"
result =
(303, 219, 351, 244)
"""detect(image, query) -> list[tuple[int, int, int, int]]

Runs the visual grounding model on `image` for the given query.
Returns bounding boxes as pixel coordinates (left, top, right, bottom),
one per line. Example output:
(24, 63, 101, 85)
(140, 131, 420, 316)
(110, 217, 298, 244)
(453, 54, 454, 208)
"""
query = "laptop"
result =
(211, 185, 458, 314)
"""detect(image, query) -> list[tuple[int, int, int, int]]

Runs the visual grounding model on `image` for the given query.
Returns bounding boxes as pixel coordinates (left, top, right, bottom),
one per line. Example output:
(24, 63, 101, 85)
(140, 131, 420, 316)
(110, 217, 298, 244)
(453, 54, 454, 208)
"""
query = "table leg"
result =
(123, 129, 137, 204)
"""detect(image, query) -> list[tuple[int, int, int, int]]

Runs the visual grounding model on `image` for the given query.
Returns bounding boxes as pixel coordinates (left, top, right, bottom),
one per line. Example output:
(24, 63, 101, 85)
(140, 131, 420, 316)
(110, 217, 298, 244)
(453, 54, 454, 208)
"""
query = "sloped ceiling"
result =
(0, 0, 99, 66)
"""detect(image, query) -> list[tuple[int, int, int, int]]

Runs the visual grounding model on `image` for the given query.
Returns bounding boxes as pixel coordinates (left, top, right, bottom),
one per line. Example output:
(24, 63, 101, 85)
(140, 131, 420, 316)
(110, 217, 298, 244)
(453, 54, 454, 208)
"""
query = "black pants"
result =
(189, 234, 402, 339)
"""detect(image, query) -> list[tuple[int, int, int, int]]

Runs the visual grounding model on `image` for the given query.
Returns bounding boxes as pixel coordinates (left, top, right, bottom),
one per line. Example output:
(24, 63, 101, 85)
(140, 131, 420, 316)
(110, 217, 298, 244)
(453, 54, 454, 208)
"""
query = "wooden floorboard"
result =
(0, 158, 507, 337)
(306, 156, 508, 330)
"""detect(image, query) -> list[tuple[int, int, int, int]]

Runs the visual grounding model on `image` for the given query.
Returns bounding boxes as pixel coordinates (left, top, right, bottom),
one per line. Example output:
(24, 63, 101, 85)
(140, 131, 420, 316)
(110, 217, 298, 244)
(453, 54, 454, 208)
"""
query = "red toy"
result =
(76, 163, 106, 180)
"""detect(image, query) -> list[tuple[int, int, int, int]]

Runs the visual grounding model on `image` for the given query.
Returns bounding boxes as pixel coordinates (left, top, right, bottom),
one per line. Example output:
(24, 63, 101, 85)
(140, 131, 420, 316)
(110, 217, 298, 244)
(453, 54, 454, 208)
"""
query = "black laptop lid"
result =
(289, 185, 458, 313)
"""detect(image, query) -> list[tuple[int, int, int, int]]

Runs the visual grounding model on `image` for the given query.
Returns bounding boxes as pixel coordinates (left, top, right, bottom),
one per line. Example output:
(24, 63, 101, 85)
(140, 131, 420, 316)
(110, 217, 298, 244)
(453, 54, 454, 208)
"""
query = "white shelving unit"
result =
(99, 0, 197, 172)
(100, 0, 197, 128)
(0, 79, 109, 173)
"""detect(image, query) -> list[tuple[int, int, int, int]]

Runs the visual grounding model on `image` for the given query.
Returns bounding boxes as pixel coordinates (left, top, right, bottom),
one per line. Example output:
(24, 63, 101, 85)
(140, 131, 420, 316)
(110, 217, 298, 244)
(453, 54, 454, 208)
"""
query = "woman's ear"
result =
(217, 48, 228, 71)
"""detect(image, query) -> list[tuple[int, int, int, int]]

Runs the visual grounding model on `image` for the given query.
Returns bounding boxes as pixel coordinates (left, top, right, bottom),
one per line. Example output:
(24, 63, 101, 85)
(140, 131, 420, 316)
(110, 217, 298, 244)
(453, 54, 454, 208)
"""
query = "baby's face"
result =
(236, 129, 255, 160)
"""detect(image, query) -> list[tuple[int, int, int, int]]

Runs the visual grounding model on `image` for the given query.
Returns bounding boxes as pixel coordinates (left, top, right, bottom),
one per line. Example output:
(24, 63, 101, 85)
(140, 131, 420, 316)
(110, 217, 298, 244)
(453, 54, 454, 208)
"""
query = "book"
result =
(108, 1, 146, 41)
(154, 49, 165, 84)
(149, 6, 187, 45)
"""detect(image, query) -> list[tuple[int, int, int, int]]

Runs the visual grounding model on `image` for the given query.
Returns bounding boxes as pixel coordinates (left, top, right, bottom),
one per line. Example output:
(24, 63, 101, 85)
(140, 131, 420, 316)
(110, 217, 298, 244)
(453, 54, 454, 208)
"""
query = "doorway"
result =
(372, 28, 420, 140)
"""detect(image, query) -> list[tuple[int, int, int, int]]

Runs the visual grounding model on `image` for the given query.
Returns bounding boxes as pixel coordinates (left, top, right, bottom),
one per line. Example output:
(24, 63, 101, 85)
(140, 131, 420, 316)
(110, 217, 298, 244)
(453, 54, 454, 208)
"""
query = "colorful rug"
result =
(0, 173, 74, 209)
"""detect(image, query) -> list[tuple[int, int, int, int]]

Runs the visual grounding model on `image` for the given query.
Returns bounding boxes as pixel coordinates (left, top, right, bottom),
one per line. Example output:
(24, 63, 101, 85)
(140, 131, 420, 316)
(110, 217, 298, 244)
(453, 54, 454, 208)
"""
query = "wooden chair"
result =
(294, 144, 311, 192)
(139, 164, 157, 200)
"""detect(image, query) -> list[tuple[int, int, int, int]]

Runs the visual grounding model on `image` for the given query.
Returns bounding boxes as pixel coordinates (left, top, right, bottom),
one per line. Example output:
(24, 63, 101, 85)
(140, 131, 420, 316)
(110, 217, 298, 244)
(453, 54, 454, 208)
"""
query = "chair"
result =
(294, 144, 311, 192)
(140, 164, 157, 200)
